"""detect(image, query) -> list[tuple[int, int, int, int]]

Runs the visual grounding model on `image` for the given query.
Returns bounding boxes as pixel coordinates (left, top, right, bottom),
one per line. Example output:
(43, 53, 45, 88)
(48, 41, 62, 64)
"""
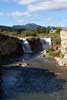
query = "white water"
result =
(40, 38, 51, 50)
(21, 38, 51, 53)
(22, 39, 32, 53)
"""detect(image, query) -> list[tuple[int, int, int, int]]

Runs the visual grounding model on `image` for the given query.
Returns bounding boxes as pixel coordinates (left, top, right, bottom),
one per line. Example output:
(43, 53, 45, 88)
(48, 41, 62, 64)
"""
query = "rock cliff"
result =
(0, 34, 23, 64)
(60, 30, 67, 56)
(0, 34, 51, 65)
(27, 37, 43, 52)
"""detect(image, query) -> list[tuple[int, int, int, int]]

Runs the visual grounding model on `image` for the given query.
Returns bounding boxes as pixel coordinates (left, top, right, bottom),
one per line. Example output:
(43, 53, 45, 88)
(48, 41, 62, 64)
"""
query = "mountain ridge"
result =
(13, 23, 40, 30)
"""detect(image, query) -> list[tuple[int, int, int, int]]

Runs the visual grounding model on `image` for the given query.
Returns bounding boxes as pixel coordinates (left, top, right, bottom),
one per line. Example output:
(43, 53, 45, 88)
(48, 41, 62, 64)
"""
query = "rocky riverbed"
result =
(1, 63, 67, 100)
(3, 53, 67, 79)
(1, 52, 67, 100)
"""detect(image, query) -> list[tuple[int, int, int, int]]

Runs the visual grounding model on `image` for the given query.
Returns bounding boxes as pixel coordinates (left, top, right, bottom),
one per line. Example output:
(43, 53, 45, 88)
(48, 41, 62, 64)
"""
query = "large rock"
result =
(27, 37, 43, 52)
(60, 29, 67, 55)
(0, 34, 23, 56)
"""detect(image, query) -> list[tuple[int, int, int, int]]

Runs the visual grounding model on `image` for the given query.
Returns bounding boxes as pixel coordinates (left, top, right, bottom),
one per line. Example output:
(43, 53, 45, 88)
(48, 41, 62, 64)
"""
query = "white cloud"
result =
(28, 0, 67, 12)
(14, 0, 39, 5)
(0, 11, 28, 17)
(54, 0, 66, 2)
(0, 0, 67, 14)
(0, 0, 39, 4)
(7, 11, 28, 17)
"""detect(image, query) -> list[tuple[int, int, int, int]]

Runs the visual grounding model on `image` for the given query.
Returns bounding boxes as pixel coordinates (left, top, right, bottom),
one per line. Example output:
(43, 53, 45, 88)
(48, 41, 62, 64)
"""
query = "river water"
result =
(1, 53, 67, 100)
(1, 66, 67, 100)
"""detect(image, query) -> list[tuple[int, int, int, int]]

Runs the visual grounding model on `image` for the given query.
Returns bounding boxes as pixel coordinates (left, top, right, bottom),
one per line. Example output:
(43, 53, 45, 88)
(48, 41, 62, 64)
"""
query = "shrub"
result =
(25, 31, 37, 37)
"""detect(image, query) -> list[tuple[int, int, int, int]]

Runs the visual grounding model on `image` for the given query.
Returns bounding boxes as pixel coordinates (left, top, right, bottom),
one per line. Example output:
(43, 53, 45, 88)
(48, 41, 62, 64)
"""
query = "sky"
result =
(0, 0, 67, 27)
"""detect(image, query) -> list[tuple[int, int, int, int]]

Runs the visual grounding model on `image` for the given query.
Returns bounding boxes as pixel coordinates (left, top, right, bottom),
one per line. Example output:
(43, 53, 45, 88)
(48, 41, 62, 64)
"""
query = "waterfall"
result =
(22, 38, 32, 53)
(40, 38, 51, 50)
(21, 37, 51, 54)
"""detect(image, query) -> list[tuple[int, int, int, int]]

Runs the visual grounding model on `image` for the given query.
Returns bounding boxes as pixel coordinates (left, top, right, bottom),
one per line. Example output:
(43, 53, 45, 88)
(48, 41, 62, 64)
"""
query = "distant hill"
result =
(0, 25, 14, 31)
(13, 25, 25, 30)
(25, 23, 40, 30)
(13, 23, 40, 30)
(0, 23, 61, 32)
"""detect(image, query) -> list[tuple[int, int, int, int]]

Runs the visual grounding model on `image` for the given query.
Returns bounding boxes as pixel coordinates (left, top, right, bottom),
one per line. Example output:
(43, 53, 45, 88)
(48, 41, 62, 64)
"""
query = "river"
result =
(1, 53, 67, 100)
(1, 66, 67, 100)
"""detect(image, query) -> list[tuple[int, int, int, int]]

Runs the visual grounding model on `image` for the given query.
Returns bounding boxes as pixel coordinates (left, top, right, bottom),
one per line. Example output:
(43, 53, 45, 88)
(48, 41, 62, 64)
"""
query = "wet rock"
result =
(27, 37, 43, 52)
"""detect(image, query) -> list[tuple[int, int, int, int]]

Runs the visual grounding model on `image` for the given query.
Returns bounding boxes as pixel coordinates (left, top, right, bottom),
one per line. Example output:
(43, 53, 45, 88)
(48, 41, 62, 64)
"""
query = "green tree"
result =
(36, 26, 46, 33)
(55, 27, 61, 33)
(25, 30, 37, 37)
(46, 26, 51, 33)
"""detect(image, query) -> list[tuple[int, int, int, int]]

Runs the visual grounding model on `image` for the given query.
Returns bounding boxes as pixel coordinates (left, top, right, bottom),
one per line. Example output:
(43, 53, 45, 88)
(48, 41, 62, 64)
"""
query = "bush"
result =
(25, 31, 37, 37)
(47, 48, 61, 57)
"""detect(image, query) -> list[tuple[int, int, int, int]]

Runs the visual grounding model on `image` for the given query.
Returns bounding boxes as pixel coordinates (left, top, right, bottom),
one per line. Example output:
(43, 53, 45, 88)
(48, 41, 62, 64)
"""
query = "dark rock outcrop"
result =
(27, 37, 43, 52)
(0, 34, 23, 55)
(0, 34, 44, 64)
(0, 34, 23, 64)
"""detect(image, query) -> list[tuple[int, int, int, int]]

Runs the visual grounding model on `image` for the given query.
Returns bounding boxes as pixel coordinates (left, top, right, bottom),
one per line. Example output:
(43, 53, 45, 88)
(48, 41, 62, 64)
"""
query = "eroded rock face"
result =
(60, 30, 67, 56)
(0, 34, 23, 56)
(27, 37, 43, 52)
(60, 29, 67, 66)
(0, 35, 51, 64)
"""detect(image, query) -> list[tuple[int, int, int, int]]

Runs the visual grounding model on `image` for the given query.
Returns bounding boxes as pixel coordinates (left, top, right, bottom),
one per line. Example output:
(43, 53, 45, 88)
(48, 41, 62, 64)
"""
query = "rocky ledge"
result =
(0, 34, 23, 64)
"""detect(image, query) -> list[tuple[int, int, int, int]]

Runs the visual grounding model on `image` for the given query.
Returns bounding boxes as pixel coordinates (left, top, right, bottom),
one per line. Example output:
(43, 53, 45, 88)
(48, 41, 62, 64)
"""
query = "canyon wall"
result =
(0, 34, 23, 57)
(60, 30, 67, 58)
(0, 34, 51, 64)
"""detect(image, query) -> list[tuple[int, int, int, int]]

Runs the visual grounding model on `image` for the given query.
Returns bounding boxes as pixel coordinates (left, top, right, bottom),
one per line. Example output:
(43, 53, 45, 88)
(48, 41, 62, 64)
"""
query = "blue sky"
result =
(0, 0, 67, 27)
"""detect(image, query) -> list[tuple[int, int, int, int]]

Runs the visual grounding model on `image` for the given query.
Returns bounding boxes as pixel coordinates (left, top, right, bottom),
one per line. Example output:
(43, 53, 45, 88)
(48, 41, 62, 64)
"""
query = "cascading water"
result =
(22, 38, 32, 53)
(40, 38, 51, 50)
(21, 37, 51, 54)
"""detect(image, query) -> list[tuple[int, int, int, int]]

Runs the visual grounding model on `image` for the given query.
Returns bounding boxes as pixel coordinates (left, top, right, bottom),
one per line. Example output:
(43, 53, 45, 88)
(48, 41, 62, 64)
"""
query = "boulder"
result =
(0, 34, 23, 64)
(27, 37, 43, 52)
